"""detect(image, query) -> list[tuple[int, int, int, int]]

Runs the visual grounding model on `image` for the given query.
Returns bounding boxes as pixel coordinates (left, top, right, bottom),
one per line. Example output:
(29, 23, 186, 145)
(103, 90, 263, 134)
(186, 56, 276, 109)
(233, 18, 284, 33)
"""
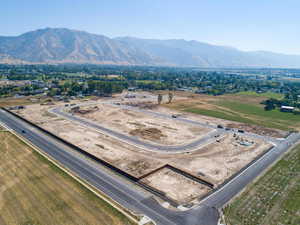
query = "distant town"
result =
(1, 64, 300, 114)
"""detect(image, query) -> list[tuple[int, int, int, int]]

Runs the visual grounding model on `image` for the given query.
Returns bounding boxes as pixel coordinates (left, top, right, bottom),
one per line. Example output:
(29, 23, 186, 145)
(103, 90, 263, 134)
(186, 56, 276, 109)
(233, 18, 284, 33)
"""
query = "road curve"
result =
(0, 108, 219, 225)
(1, 107, 299, 225)
(49, 100, 280, 155)
(49, 106, 223, 153)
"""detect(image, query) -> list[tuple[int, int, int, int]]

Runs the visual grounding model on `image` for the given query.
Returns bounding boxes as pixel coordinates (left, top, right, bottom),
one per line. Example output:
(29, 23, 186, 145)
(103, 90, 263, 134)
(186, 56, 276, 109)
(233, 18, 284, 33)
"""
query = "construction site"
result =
(12, 91, 277, 208)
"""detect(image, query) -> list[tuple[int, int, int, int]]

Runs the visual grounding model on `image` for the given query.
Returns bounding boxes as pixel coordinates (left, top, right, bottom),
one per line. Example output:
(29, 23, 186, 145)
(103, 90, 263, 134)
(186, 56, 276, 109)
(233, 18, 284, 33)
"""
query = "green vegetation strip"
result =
(224, 144, 300, 225)
(235, 91, 284, 99)
(184, 107, 255, 124)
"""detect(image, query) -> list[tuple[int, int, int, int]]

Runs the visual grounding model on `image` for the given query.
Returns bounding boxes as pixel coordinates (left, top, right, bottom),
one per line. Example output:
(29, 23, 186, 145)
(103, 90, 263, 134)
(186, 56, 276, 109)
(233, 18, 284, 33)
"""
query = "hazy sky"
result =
(1, 0, 300, 54)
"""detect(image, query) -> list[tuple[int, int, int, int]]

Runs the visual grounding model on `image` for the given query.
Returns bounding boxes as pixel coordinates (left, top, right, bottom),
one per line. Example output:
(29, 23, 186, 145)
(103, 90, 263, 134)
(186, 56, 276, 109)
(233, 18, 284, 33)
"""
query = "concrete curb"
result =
(0, 121, 139, 225)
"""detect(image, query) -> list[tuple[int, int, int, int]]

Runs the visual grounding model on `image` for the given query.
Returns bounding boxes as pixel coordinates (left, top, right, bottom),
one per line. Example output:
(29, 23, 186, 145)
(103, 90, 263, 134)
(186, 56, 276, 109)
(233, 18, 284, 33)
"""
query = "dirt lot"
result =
(14, 94, 273, 203)
(171, 133, 272, 185)
(141, 167, 211, 204)
(0, 131, 134, 225)
(72, 102, 211, 146)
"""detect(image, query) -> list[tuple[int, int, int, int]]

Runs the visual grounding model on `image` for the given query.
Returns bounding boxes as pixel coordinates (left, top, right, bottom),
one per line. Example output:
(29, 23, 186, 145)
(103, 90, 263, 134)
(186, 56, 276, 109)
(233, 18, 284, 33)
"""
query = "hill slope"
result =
(0, 28, 157, 65)
(1, 28, 300, 67)
(116, 37, 300, 67)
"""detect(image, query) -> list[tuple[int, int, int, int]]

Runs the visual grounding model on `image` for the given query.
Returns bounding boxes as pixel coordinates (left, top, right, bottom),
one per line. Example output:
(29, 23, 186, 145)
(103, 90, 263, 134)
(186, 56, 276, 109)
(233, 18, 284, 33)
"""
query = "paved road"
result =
(109, 102, 280, 144)
(199, 131, 300, 209)
(50, 107, 223, 153)
(50, 101, 279, 153)
(0, 109, 219, 225)
(1, 109, 299, 225)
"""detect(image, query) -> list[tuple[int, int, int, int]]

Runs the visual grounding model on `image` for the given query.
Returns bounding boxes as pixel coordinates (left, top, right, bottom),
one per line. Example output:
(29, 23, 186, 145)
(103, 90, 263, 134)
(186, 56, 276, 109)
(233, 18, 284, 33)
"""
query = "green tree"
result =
(168, 92, 173, 104)
(157, 94, 163, 105)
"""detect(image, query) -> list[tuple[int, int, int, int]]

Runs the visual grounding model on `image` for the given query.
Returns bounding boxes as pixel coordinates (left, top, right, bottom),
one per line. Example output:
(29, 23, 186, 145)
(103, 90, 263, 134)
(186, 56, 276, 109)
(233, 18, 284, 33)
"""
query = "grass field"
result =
(235, 91, 284, 99)
(216, 100, 299, 130)
(224, 143, 300, 225)
(0, 131, 135, 225)
(166, 92, 300, 131)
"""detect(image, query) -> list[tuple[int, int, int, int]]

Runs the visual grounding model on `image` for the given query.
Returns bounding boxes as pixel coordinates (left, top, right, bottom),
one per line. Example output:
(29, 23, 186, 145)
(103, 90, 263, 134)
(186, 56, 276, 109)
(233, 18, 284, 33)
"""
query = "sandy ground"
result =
(14, 94, 273, 203)
(72, 103, 211, 146)
(141, 167, 211, 203)
(171, 134, 272, 185)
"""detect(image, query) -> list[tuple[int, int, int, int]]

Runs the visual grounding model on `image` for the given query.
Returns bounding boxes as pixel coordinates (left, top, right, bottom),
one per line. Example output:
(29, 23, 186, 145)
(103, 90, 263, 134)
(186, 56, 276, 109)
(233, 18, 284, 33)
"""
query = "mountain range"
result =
(0, 28, 300, 68)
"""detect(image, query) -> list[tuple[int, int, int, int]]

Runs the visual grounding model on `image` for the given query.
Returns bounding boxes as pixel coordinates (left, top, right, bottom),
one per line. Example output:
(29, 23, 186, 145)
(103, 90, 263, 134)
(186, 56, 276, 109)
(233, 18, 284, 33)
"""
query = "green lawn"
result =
(224, 143, 300, 225)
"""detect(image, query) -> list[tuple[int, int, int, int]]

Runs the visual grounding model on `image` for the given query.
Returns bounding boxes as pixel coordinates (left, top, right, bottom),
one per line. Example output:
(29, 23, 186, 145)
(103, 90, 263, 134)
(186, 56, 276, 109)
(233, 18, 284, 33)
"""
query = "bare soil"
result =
(74, 102, 211, 146)
(141, 167, 211, 204)
(15, 94, 273, 203)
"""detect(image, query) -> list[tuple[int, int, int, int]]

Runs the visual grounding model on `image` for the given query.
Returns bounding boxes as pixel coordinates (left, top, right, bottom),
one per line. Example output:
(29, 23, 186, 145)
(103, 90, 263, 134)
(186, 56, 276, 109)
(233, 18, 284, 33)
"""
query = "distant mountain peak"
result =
(0, 28, 300, 68)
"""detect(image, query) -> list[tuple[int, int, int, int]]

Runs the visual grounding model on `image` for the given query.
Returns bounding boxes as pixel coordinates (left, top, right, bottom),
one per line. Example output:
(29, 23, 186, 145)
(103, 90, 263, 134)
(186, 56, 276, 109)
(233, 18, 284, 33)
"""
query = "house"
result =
(128, 87, 137, 92)
(124, 93, 136, 98)
(280, 106, 295, 112)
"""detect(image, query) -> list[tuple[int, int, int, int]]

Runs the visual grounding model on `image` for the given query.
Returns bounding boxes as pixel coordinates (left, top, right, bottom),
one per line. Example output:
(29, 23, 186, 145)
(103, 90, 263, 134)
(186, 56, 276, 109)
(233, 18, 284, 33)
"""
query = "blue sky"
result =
(1, 0, 300, 54)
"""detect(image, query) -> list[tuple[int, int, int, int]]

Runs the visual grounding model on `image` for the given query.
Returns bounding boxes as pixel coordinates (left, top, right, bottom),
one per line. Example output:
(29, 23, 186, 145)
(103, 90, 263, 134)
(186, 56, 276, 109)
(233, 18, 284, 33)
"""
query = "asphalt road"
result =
(1, 108, 299, 225)
(199, 131, 300, 208)
(50, 101, 279, 154)
(50, 107, 223, 153)
(0, 109, 219, 225)
(109, 102, 279, 144)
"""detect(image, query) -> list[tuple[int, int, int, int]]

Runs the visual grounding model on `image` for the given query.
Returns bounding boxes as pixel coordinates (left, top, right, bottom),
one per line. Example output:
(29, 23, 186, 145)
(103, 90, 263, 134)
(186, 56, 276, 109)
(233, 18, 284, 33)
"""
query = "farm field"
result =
(164, 91, 300, 131)
(224, 143, 300, 225)
(0, 131, 135, 225)
(0, 97, 34, 108)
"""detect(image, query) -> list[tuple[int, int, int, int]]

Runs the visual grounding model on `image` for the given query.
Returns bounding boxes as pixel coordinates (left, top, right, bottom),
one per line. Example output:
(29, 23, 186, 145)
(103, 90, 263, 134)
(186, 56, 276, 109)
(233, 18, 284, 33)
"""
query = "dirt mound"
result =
(125, 101, 158, 109)
(227, 123, 286, 138)
(71, 106, 99, 114)
(130, 127, 166, 140)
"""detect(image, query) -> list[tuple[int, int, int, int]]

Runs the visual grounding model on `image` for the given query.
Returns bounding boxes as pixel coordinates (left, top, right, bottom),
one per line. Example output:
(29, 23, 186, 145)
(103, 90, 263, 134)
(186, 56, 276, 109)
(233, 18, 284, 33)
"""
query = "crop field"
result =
(165, 92, 300, 131)
(0, 132, 134, 225)
(224, 143, 300, 225)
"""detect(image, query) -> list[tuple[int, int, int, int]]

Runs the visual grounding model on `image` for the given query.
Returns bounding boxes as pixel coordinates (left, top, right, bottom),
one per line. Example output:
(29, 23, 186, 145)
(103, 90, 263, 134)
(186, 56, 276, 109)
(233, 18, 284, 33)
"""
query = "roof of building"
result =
(281, 106, 295, 110)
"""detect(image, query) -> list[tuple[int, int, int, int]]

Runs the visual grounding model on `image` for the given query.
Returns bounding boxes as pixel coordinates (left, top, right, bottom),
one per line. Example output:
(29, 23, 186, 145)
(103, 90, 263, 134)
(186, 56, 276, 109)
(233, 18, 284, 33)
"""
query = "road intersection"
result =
(1, 106, 299, 225)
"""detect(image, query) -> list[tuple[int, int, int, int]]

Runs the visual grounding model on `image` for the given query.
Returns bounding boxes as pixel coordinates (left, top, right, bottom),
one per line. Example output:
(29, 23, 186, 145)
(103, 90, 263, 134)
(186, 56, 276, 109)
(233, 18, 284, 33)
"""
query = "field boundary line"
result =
(222, 137, 300, 208)
(0, 121, 139, 225)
